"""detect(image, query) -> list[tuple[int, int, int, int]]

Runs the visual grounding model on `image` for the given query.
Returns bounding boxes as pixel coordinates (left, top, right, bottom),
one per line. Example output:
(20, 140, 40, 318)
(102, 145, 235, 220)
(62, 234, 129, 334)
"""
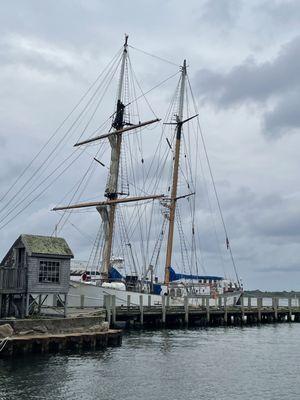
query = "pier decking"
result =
(104, 292, 300, 328)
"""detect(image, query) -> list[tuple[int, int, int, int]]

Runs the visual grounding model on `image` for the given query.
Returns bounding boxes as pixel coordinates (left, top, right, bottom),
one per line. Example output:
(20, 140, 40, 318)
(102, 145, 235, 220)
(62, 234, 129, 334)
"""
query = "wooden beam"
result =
(52, 194, 164, 211)
(74, 118, 160, 147)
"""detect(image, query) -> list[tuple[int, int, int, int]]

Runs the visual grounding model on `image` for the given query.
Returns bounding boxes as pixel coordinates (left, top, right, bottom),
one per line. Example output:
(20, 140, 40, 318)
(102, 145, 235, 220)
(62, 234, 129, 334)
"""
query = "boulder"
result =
(33, 325, 48, 334)
(18, 330, 34, 336)
(0, 323, 14, 338)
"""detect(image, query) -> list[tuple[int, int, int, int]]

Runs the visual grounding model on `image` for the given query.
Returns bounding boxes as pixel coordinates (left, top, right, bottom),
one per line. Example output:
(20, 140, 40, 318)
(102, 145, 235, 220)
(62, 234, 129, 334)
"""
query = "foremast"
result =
(100, 35, 128, 280)
(164, 60, 187, 285)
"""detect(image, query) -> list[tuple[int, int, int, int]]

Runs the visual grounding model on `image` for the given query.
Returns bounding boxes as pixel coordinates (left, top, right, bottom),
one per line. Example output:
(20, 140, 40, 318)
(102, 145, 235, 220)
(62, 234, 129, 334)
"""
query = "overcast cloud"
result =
(0, 0, 300, 290)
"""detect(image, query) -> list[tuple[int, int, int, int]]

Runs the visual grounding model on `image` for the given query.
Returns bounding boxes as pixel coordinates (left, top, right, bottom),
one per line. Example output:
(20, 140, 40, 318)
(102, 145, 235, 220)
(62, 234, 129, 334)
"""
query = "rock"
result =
(18, 330, 34, 336)
(33, 325, 48, 334)
(0, 324, 14, 338)
(101, 322, 109, 332)
(88, 324, 103, 332)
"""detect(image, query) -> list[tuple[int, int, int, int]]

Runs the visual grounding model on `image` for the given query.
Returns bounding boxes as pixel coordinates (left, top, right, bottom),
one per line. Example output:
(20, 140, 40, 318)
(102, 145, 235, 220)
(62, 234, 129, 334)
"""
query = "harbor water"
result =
(1, 324, 299, 400)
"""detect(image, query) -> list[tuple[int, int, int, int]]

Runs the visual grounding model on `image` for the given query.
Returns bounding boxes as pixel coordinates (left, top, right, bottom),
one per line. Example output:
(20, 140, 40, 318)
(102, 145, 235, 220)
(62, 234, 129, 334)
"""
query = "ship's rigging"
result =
(0, 35, 240, 285)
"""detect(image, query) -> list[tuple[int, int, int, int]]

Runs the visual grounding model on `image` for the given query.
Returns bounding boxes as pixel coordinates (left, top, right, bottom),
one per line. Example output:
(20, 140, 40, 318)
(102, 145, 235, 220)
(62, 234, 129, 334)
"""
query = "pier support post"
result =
(272, 298, 278, 321)
(240, 296, 245, 324)
(206, 297, 210, 324)
(248, 297, 251, 308)
(218, 296, 222, 308)
(104, 295, 111, 327)
(111, 295, 116, 326)
(139, 295, 144, 326)
(162, 296, 166, 325)
(166, 295, 170, 308)
(80, 294, 85, 309)
(257, 297, 262, 322)
(25, 293, 30, 317)
(224, 297, 228, 324)
(148, 295, 151, 307)
(127, 294, 131, 310)
(184, 296, 189, 326)
(288, 297, 292, 322)
(64, 294, 68, 318)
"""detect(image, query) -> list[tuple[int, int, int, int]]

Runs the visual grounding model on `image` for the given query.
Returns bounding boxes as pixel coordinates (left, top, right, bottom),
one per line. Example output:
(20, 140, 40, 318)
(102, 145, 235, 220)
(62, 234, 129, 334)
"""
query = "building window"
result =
(39, 260, 60, 283)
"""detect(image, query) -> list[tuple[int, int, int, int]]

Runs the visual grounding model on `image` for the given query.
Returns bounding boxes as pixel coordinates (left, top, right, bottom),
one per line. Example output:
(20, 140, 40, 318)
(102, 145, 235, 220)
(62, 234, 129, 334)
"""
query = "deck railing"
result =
(0, 267, 26, 293)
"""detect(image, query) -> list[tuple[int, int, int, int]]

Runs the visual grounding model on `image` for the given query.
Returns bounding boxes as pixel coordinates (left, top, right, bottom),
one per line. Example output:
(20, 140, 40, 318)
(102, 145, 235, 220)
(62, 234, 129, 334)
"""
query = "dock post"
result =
(184, 296, 189, 326)
(64, 294, 68, 318)
(166, 295, 170, 307)
(80, 294, 85, 309)
(224, 297, 228, 324)
(139, 295, 144, 326)
(288, 297, 292, 322)
(104, 295, 111, 327)
(0, 293, 2, 318)
(218, 296, 222, 308)
(148, 295, 151, 307)
(127, 294, 131, 310)
(201, 297, 205, 308)
(206, 297, 210, 324)
(162, 296, 166, 325)
(248, 297, 251, 308)
(240, 296, 245, 324)
(272, 298, 278, 321)
(111, 295, 116, 326)
(25, 293, 30, 317)
(257, 297, 262, 322)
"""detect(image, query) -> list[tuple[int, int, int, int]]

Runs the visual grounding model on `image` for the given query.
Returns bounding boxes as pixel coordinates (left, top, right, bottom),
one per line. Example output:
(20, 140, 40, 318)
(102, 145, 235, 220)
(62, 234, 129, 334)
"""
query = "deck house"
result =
(0, 234, 73, 318)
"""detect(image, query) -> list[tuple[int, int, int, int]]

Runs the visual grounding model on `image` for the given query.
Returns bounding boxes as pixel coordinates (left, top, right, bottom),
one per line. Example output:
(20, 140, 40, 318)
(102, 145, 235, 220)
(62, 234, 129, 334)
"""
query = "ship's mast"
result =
(52, 36, 162, 280)
(100, 35, 128, 280)
(164, 60, 187, 284)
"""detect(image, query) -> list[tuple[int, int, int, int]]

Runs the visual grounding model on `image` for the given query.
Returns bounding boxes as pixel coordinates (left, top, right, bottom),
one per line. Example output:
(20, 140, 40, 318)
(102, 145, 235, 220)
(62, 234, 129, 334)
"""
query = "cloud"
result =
(195, 35, 300, 137)
(0, 0, 299, 291)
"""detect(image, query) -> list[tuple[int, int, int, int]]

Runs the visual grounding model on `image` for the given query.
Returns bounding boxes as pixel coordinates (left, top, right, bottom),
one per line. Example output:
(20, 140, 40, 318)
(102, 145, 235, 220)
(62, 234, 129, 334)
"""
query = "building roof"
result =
(21, 234, 74, 258)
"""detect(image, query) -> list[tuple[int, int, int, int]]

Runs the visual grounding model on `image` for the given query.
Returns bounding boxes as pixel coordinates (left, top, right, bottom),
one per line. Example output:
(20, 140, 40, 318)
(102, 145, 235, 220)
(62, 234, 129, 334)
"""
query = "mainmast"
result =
(100, 34, 128, 280)
(164, 60, 187, 284)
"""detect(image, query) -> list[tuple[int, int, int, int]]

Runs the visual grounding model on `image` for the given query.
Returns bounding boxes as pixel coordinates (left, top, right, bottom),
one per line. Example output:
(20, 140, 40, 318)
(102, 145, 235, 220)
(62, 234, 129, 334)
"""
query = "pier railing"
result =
(102, 293, 300, 327)
(0, 267, 27, 293)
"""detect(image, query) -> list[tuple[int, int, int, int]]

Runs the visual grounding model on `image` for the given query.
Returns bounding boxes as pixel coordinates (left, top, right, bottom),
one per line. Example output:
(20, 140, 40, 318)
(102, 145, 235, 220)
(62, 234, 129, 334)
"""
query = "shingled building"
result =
(0, 234, 73, 318)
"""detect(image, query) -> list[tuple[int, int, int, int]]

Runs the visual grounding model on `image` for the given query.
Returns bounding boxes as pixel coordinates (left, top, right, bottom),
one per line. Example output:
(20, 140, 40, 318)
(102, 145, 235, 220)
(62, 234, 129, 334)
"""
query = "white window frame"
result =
(39, 259, 60, 284)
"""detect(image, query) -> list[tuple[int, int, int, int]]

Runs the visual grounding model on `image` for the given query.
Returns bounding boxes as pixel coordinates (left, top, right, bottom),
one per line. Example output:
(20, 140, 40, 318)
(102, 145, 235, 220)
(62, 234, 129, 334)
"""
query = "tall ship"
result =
(1, 35, 243, 308)
(52, 35, 242, 307)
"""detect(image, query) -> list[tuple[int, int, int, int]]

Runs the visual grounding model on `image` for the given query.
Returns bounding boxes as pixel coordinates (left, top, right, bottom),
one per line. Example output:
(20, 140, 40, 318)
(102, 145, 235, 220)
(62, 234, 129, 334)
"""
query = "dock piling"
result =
(184, 296, 189, 325)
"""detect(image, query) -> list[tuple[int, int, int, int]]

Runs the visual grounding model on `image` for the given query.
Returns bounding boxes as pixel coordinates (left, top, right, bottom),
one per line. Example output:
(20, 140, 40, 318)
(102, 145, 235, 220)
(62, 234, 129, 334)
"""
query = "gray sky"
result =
(0, 0, 300, 290)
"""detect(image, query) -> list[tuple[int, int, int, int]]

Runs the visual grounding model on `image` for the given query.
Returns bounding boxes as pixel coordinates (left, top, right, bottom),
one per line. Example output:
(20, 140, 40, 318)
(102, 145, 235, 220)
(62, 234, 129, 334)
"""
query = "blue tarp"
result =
(169, 267, 223, 282)
(108, 267, 124, 281)
(152, 283, 162, 295)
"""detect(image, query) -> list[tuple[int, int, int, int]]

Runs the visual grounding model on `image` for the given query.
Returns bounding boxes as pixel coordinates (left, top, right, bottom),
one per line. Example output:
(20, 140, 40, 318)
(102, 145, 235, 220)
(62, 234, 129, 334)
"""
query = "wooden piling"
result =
(139, 295, 144, 326)
(162, 296, 166, 325)
(111, 295, 116, 326)
(184, 296, 189, 325)
(127, 294, 131, 310)
(206, 297, 210, 324)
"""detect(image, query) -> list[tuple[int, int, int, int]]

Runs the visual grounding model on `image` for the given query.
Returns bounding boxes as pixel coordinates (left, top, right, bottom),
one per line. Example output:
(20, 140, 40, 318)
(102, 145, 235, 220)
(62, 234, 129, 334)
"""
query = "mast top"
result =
(181, 59, 187, 73)
(124, 34, 129, 48)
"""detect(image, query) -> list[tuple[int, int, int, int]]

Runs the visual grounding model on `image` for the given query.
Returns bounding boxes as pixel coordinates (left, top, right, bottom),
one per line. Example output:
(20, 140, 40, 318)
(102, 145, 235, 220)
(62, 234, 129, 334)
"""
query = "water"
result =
(1, 324, 300, 400)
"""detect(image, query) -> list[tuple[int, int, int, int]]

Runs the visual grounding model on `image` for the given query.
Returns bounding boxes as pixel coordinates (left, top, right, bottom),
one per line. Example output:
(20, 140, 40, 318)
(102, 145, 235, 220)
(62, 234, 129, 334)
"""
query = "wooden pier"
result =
(0, 330, 122, 358)
(0, 315, 122, 358)
(104, 292, 300, 328)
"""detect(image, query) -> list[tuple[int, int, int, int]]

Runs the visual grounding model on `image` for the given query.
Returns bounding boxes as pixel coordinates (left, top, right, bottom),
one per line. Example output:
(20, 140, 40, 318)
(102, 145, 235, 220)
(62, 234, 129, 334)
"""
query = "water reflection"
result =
(1, 325, 300, 400)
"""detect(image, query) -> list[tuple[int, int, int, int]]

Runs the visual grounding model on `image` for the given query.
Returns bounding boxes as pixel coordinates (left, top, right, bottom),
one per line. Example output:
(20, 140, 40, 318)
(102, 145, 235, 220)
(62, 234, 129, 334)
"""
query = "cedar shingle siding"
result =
(0, 234, 73, 294)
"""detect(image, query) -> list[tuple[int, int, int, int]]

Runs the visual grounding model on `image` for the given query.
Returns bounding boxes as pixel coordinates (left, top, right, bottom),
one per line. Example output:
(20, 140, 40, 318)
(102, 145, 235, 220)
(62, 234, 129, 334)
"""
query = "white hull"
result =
(67, 280, 241, 308)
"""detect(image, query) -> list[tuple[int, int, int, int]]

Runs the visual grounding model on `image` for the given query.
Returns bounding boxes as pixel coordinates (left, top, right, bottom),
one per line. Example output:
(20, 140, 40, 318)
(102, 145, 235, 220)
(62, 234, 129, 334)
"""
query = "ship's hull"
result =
(67, 280, 242, 308)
